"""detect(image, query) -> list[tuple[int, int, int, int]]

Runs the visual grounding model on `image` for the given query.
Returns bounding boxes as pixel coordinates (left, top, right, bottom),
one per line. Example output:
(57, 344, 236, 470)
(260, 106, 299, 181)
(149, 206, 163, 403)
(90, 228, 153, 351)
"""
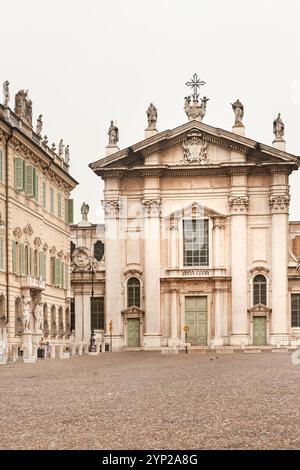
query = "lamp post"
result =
(183, 324, 189, 354)
(88, 258, 97, 353)
(109, 320, 113, 352)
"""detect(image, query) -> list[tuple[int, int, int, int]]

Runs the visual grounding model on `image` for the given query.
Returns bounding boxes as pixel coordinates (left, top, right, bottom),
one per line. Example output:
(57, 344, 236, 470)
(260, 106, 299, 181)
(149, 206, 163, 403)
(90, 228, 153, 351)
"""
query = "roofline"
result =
(0, 111, 78, 188)
(89, 120, 300, 170)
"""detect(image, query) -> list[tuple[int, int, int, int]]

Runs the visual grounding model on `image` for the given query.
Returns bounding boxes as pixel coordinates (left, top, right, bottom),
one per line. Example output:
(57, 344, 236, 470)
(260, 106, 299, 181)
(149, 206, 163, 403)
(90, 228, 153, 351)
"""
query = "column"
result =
(74, 291, 83, 341)
(143, 199, 161, 348)
(229, 189, 249, 346)
(104, 199, 123, 350)
(82, 292, 91, 343)
(169, 220, 178, 268)
(212, 285, 223, 347)
(212, 218, 225, 268)
(167, 288, 180, 348)
(269, 190, 290, 346)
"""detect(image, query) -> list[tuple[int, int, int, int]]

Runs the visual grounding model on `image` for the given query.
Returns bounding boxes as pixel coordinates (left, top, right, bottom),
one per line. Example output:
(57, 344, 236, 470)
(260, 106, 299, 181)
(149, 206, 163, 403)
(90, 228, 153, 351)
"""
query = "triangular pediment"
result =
(167, 201, 226, 221)
(90, 120, 299, 175)
(248, 304, 272, 314)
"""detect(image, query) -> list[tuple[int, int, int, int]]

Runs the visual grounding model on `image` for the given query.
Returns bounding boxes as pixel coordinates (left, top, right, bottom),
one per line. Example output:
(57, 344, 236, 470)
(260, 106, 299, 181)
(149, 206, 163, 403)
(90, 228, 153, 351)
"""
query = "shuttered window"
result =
(55, 258, 61, 287)
(0, 149, 3, 182)
(34, 170, 39, 202)
(39, 252, 46, 281)
(61, 261, 64, 288)
(14, 157, 24, 190)
(292, 294, 300, 328)
(25, 164, 34, 196)
(50, 188, 54, 213)
(50, 257, 56, 284)
(65, 263, 69, 289)
(57, 192, 62, 218)
(19, 243, 25, 275)
(12, 241, 17, 273)
(68, 199, 74, 224)
(42, 181, 46, 209)
(0, 235, 4, 271)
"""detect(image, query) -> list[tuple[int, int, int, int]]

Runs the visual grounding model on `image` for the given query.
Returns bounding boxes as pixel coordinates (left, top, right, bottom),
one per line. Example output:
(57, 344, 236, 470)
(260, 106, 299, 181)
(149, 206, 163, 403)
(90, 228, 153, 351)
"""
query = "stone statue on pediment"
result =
(65, 145, 70, 164)
(14, 90, 33, 127)
(36, 114, 43, 136)
(81, 202, 89, 220)
(58, 139, 64, 157)
(108, 121, 119, 145)
(3, 81, 9, 107)
(146, 103, 157, 129)
(273, 113, 285, 141)
(231, 99, 244, 127)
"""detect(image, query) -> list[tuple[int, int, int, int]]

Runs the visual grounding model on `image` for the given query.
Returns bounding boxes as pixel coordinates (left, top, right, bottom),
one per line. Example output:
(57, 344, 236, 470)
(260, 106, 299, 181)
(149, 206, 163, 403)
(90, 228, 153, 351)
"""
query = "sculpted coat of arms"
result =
(182, 130, 208, 165)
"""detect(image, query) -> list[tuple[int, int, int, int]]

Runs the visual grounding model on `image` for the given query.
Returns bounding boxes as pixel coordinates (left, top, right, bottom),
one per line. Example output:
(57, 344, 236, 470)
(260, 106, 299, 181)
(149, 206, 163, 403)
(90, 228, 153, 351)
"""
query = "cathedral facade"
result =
(71, 81, 300, 351)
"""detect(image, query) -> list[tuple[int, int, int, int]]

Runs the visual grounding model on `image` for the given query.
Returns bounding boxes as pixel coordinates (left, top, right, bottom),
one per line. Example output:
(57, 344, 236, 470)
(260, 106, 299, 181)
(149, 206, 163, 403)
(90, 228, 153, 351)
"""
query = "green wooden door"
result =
(185, 296, 207, 346)
(127, 318, 140, 347)
(253, 316, 266, 346)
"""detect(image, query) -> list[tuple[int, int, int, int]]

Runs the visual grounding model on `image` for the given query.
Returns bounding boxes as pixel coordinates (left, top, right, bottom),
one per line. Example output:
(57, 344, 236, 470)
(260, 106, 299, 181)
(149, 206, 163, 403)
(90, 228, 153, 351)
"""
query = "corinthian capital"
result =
(102, 200, 120, 216)
(228, 195, 249, 213)
(269, 194, 290, 213)
(142, 199, 161, 216)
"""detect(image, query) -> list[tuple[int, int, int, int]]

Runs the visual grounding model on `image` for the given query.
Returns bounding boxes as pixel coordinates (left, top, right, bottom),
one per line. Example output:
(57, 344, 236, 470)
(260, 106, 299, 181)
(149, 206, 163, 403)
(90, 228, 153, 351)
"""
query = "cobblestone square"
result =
(1, 351, 300, 450)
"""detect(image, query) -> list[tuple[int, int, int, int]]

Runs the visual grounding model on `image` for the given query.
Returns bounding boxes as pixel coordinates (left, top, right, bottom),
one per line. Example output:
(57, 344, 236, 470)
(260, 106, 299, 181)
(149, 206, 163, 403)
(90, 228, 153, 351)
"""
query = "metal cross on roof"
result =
(185, 74, 205, 100)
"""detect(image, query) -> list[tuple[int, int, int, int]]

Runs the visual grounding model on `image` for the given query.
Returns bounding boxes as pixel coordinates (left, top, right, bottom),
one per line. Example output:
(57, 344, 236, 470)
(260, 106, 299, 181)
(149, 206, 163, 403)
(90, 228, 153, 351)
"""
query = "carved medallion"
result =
(72, 247, 90, 270)
(182, 130, 208, 165)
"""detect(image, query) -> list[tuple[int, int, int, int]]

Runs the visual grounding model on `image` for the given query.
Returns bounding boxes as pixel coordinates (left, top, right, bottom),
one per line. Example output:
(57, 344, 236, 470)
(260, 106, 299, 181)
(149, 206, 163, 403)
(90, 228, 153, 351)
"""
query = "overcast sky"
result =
(1, 0, 300, 221)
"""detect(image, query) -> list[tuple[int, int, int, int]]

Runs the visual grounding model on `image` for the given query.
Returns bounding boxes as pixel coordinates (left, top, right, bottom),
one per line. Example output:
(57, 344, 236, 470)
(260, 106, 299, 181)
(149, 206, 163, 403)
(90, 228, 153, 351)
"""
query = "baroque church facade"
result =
(70, 77, 300, 351)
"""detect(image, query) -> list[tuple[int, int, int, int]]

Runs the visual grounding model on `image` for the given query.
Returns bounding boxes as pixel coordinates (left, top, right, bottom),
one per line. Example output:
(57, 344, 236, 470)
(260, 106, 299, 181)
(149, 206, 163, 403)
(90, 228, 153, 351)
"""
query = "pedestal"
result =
(144, 128, 158, 139)
(105, 144, 120, 156)
(232, 125, 245, 136)
(272, 139, 286, 151)
(22, 332, 33, 360)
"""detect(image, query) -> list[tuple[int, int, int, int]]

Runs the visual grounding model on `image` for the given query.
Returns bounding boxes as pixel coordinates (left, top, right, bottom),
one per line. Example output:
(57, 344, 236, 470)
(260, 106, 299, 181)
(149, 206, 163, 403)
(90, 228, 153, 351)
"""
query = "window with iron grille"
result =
(291, 294, 300, 327)
(127, 277, 141, 307)
(91, 297, 104, 330)
(183, 219, 209, 267)
(253, 275, 267, 306)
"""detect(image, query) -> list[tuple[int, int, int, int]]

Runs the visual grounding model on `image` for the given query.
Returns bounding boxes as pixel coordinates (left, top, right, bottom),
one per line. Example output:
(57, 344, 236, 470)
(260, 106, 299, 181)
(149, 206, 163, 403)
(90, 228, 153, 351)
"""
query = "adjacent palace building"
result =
(0, 86, 77, 363)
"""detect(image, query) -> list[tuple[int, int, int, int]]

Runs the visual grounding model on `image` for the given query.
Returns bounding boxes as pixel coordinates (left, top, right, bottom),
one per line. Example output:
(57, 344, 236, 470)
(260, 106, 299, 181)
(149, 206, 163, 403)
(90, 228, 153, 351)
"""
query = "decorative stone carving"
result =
(102, 200, 120, 216)
(108, 121, 119, 145)
(182, 130, 208, 165)
(51, 143, 56, 152)
(65, 145, 70, 164)
(14, 90, 33, 127)
(58, 139, 64, 158)
(43, 242, 49, 252)
(34, 237, 42, 247)
(72, 247, 91, 271)
(13, 227, 22, 239)
(142, 199, 161, 215)
(23, 223, 33, 238)
(228, 195, 249, 213)
(3, 80, 9, 107)
(50, 246, 57, 256)
(22, 296, 32, 332)
(273, 113, 285, 141)
(269, 194, 290, 212)
(32, 300, 43, 332)
(57, 250, 64, 258)
(42, 135, 48, 145)
(81, 202, 89, 222)
(36, 114, 43, 136)
(146, 103, 157, 129)
(231, 99, 244, 127)
(93, 240, 104, 262)
(184, 74, 209, 122)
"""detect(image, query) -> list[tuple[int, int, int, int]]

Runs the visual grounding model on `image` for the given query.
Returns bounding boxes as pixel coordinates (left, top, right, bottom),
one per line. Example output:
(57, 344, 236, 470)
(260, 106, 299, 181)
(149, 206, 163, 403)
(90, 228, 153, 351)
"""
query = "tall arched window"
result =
(58, 307, 64, 338)
(253, 275, 267, 306)
(127, 277, 141, 308)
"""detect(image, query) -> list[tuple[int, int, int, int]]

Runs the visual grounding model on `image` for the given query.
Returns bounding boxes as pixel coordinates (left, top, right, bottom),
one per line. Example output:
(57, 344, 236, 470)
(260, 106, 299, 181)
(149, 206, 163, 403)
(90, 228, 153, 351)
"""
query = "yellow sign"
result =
(109, 320, 113, 333)
(183, 324, 189, 332)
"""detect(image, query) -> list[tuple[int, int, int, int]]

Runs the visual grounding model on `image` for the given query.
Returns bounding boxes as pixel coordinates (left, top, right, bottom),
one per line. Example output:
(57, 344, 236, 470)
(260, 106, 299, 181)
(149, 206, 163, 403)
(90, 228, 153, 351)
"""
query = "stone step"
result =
(23, 356, 37, 363)
(244, 349, 261, 354)
(188, 348, 206, 354)
(161, 348, 179, 354)
(216, 348, 234, 354)
(271, 348, 289, 353)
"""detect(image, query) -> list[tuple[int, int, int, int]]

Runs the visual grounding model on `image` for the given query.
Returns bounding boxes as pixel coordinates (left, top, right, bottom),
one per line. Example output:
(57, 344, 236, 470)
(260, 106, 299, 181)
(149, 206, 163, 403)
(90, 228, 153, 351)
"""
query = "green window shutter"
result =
(42, 181, 46, 209)
(0, 149, 3, 182)
(34, 170, 39, 202)
(64, 198, 68, 224)
(14, 157, 24, 190)
(0, 235, 3, 271)
(61, 261, 64, 288)
(43, 253, 47, 281)
(51, 257, 55, 284)
(19, 244, 25, 275)
(57, 192, 62, 218)
(30, 247, 33, 276)
(68, 199, 74, 224)
(50, 188, 54, 213)
(12, 240, 17, 273)
(55, 258, 61, 287)
(25, 164, 34, 196)
(65, 263, 69, 289)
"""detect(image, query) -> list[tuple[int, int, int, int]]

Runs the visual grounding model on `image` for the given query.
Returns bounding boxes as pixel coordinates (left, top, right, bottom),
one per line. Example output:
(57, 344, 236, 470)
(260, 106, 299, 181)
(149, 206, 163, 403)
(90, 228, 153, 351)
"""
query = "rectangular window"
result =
(34, 170, 39, 203)
(25, 164, 34, 196)
(91, 297, 104, 330)
(55, 258, 61, 287)
(39, 252, 46, 281)
(183, 219, 209, 267)
(291, 294, 300, 328)
(68, 199, 74, 224)
(50, 257, 56, 284)
(61, 261, 64, 288)
(42, 181, 46, 209)
(50, 188, 54, 213)
(57, 192, 62, 219)
(19, 243, 25, 275)
(0, 235, 4, 271)
(14, 157, 24, 190)
(12, 240, 17, 273)
(0, 148, 3, 182)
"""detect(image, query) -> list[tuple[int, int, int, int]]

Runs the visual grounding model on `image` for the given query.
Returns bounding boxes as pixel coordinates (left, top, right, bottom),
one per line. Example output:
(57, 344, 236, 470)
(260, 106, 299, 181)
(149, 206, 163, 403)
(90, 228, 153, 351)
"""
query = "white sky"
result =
(1, 0, 300, 221)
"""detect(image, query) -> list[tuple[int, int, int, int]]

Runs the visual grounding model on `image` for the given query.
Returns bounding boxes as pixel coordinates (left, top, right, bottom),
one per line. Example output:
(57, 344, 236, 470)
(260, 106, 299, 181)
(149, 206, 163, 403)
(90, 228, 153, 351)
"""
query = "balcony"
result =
(21, 276, 46, 290)
(162, 267, 228, 279)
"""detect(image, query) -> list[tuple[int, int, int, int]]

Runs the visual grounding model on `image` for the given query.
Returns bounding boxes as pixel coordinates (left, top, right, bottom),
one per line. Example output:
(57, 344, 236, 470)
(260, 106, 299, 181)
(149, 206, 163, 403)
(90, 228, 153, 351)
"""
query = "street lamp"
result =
(88, 258, 97, 353)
